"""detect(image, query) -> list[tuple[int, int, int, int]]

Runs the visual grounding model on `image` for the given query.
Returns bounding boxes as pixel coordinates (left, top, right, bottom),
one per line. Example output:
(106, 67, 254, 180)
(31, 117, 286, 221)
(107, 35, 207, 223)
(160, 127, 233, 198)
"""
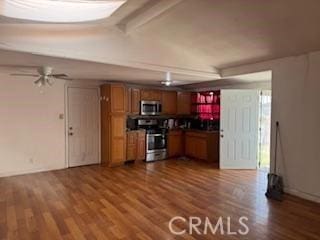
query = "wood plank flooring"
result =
(1, 159, 320, 239)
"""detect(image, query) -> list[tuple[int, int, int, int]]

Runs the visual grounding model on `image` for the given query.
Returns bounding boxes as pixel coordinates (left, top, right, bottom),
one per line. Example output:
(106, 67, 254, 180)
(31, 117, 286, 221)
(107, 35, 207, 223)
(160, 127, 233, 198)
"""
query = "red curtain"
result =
(192, 91, 220, 120)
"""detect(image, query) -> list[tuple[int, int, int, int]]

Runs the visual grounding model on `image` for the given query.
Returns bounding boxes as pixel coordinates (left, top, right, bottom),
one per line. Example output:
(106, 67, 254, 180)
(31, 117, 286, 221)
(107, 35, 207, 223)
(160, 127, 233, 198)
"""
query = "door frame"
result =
(64, 85, 101, 168)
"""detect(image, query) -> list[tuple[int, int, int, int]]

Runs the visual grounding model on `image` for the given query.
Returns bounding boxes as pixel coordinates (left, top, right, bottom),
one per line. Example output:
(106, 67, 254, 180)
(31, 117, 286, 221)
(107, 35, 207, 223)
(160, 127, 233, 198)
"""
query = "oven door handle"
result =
(148, 134, 163, 137)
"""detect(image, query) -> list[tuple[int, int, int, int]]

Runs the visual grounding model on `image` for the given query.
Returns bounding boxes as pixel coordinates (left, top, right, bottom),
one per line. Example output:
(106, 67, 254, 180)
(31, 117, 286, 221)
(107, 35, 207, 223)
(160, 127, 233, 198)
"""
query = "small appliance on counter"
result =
(137, 119, 167, 162)
(168, 119, 174, 129)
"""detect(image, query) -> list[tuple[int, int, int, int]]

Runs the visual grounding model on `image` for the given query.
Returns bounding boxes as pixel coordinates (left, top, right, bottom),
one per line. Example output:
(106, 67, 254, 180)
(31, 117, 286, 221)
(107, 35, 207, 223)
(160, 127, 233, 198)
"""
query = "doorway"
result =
(219, 89, 271, 170)
(258, 90, 272, 171)
(66, 87, 100, 167)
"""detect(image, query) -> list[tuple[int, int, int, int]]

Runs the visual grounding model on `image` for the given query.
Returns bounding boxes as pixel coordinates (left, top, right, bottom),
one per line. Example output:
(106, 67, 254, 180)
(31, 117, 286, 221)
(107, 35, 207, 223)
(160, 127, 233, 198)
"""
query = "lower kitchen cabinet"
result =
(185, 130, 219, 162)
(126, 130, 146, 161)
(167, 129, 184, 158)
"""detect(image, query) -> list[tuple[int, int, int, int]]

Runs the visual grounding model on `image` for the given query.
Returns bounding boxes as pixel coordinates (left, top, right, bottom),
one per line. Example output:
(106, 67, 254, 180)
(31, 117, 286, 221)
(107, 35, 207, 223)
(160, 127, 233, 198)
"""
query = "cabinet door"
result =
(162, 91, 177, 115)
(136, 131, 146, 161)
(126, 132, 137, 160)
(177, 92, 191, 115)
(185, 136, 196, 158)
(168, 132, 183, 158)
(131, 88, 141, 114)
(127, 88, 132, 114)
(195, 137, 207, 160)
(141, 90, 161, 101)
(111, 115, 126, 165)
(111, 84, 126, 113)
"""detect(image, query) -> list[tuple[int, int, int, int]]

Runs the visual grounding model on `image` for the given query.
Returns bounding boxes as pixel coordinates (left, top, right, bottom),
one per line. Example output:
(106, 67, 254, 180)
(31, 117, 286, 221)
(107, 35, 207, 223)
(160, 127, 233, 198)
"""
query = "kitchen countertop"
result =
(169, 128, 220, 134)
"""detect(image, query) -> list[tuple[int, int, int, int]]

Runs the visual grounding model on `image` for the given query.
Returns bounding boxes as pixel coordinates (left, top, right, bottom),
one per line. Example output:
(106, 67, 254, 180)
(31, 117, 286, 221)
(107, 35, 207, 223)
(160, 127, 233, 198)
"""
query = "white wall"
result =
(222, 51, 320, 202)
(0, 75, 66, 177)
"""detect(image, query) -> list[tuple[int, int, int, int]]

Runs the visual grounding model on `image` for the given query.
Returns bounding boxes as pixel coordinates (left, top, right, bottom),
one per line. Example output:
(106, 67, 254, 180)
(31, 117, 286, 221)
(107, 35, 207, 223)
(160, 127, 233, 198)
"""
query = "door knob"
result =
(220, 134, 224, 138)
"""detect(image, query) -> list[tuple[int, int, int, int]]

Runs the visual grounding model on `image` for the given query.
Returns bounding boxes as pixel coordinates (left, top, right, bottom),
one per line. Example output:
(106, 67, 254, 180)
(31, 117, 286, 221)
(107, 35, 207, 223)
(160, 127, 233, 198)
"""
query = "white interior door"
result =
(68, 87, 99, 167)
(220, 90, 260, 169)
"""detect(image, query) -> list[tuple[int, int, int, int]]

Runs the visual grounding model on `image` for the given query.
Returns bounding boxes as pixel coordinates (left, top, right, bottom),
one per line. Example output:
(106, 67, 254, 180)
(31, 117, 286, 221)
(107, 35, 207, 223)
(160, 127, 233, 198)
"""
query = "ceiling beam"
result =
(0, 44, 221, 79)
(118, 0, 184, 34)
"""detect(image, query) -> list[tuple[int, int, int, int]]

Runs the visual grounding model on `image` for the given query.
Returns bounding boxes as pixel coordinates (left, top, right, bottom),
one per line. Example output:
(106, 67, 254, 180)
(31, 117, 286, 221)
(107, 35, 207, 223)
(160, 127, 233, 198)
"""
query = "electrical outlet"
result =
(59, 114, 64, 120)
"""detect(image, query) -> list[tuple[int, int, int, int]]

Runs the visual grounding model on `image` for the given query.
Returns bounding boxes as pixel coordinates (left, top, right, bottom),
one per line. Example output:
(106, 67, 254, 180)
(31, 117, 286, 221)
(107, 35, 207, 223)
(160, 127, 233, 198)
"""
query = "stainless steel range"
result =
(137, 119, 167, 162)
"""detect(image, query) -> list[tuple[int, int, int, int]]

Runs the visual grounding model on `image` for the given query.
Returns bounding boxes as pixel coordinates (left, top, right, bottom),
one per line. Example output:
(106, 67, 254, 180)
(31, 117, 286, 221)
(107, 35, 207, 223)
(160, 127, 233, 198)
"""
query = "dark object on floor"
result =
(266, 121, 284, 201)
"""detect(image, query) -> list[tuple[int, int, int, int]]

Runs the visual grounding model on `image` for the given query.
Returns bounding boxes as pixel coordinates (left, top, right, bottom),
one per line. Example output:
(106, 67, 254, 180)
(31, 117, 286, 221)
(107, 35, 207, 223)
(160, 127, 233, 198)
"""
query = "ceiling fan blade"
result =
(54, 76, 73, 81)
(11, 73, 40, 77)
(49, 74, 68, 78)
(34, 77, 44, 87)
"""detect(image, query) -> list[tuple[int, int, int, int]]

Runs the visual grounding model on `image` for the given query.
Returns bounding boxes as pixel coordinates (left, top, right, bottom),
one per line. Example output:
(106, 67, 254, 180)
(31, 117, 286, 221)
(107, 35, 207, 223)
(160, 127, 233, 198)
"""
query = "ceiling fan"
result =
(10, 66, 71, 87)
(161, 72, 174, 86)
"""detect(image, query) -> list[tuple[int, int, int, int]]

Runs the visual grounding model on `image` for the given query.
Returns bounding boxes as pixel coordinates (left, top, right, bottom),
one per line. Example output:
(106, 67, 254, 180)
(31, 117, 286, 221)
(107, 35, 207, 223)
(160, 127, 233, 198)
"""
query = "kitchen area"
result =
(100, 84, 220, 167)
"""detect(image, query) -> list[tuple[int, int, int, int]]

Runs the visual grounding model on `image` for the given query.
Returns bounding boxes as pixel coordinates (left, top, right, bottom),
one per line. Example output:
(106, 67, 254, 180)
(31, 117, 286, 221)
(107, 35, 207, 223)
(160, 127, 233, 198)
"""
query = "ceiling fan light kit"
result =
(9, 66, 71, 88)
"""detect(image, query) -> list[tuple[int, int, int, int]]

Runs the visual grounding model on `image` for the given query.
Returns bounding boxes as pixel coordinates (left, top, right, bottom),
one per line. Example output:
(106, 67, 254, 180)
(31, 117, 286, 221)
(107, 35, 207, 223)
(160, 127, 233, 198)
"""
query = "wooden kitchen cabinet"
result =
(162, 91, 177, 115)
(101, 83, 127, 167)
(126, 130, 146, 161)
(101, 84, 127, 114)
(167, 130, 184, 158)
(177, 92, 191, 115)
(185, 130, 219, 162)
(140, 89, 162, 101)
(131, 88, 141, 114)
(136, 130, 146, 161)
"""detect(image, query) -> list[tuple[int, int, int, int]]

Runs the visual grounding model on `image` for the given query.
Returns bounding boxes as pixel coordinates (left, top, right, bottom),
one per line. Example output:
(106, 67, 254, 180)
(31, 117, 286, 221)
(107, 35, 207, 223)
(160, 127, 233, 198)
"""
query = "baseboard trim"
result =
(0, 166, 66, 178)
(284, 187, 320, 203)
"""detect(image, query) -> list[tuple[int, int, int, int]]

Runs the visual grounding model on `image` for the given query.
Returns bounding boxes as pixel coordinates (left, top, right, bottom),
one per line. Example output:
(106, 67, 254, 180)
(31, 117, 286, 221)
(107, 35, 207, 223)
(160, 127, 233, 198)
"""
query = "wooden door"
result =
(168, 131, 183, 158)
(196, 137, 207, 160)
(136, 130, 146, 161)
(127, 88, 131, 113)
(177, 92, 191, 115)
(111, 84, 126, 113)
(131, 88, 141, 114)
(141, 89, 161, 101)
(126, 131, 137, 161)
(185, 135, 196, 158)
(110, 115, 126, 165)
(68, 87, 99, 167)
(162, 91, 177, 115)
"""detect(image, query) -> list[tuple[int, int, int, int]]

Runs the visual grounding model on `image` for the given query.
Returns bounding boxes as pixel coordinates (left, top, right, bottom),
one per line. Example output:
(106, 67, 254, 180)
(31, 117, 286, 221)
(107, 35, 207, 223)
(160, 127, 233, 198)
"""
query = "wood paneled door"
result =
(162, 91, 177, 115)
(131, 88, 141, 115)
(177, 92, 191, 115)
(140, 89, 162, 101)
(101, 84, 127, 167)
(167, 130, 184, 158)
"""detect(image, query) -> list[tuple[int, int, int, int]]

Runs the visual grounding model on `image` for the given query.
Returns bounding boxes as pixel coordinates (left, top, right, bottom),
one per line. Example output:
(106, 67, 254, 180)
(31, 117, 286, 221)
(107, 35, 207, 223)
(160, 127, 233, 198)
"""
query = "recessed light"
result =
(0, 0, 126, 23)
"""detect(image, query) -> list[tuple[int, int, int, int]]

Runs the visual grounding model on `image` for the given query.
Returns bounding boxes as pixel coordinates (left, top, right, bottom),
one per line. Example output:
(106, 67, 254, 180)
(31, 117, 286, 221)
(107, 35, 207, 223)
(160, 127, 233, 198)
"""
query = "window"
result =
(0, 0, 126, 23)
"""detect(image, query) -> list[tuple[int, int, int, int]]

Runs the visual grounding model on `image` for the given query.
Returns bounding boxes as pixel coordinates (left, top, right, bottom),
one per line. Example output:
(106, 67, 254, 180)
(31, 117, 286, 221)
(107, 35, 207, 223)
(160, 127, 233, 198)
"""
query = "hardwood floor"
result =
(1, 159, 320, 239)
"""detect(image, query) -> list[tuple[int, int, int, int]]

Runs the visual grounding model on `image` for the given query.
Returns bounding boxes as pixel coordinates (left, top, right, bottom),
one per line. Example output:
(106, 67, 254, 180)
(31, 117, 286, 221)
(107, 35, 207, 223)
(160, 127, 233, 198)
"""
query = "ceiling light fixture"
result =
(0, 0, 126, 23)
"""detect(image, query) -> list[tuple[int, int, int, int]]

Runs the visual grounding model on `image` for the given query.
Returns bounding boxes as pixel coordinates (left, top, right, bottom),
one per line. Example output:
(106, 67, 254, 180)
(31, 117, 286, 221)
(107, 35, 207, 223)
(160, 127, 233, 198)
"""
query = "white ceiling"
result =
(0, 49, 211, 85)
(0, 0, 319, 86)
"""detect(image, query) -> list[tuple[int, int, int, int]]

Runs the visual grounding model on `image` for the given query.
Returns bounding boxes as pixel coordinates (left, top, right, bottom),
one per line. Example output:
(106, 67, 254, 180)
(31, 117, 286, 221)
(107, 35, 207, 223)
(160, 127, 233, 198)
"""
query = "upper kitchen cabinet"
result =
(101, 84, 127, 114)
(162, 91, 177, 115)
(177, 92, 191, 115)
(111, 84, 127, 113)
(131, 88, 141, 115)
(140, 89, 162, 101)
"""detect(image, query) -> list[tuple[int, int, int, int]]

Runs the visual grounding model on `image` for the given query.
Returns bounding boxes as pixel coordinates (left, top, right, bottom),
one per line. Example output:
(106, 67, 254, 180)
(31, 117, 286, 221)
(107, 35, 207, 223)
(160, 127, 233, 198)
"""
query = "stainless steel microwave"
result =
(140, 101, 162, 115)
